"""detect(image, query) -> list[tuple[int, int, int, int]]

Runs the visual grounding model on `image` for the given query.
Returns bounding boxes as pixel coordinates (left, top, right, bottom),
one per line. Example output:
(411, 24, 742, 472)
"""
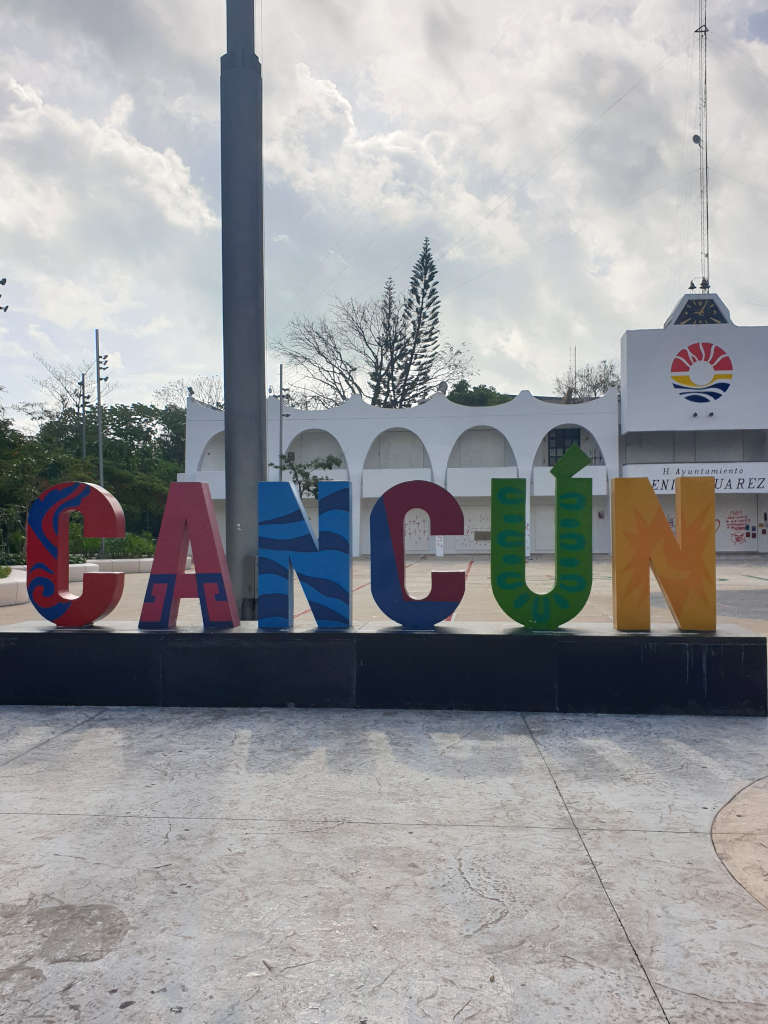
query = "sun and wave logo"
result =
(670, 342, 733, 403)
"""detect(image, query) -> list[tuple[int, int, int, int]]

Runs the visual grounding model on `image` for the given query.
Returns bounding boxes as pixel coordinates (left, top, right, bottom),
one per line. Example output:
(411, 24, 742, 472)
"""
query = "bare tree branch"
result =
(32, 354, 114, 414)
(553, 359, 619, 402)
(154, 375, 224, 408)
(277, 296, 472, 409)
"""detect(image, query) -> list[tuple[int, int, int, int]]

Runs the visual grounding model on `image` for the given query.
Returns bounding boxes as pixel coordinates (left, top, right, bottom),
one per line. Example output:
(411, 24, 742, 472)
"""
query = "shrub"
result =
(68, 515, 155, 560)
(104, 532, 156, 558)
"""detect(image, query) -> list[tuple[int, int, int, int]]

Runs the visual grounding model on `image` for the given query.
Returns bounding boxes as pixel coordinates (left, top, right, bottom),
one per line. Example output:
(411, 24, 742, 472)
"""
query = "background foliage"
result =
(0, 388, 185, 563)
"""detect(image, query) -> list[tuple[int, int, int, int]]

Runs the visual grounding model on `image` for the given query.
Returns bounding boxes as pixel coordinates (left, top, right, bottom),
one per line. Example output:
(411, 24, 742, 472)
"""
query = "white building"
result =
(622, 293, 768, 553)
(181, 292, 768, 555)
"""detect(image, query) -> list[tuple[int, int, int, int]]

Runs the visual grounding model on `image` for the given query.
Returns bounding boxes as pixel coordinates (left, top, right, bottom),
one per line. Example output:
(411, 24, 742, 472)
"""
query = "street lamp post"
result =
(94, 330, 108, 489)
(94, 330, 109, 556)
(278, 363, 284, 481)
(78, 373, 90, 461)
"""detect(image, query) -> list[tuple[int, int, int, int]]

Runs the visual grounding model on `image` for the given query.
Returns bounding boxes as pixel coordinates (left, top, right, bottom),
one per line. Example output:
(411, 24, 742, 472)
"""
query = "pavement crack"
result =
(657, 983, 768, 1010)
(0, 709, 107, 773)
(457, 856, 510, 936)
(279, 960, 316, 974)
(51, 852, 119, 868)
(416, 986, 438, 1016)
(521, 712, 672, 1024)
(453, 997, 472, 1019)
(368, 965, 400, 993)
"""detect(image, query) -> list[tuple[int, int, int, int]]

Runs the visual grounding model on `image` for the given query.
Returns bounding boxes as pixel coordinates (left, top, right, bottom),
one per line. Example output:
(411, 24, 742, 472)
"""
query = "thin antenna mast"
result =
(694, 0, 710, 290)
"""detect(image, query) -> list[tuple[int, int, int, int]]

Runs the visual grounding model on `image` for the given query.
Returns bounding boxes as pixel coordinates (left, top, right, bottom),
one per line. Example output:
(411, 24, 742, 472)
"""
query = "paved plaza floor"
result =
(3, 553, 768, 633)
(1, 557, 768, 1021)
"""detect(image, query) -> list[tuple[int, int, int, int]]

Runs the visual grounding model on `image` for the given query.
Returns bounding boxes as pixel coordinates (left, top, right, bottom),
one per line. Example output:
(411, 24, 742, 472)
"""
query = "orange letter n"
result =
(612, 476, 716, 632)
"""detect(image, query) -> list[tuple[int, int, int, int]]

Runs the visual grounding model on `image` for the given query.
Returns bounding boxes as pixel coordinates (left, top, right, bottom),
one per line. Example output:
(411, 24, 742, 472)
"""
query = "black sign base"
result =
(0, 622, 764, 716)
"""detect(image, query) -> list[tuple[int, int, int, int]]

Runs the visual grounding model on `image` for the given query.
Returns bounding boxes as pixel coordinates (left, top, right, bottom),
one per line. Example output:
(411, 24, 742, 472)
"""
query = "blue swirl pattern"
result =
(257, 481, 351, 630)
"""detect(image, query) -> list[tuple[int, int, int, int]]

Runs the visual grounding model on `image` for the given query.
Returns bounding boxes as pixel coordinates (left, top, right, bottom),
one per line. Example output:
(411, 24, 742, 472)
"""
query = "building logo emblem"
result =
(670, 342, 733, 403)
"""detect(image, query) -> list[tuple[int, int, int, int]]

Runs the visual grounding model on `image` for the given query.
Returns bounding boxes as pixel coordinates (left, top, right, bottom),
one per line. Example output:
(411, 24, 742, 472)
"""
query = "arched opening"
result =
(533, 424, 605, 467)
(198, 431, 225, 471)
(286, 429, 348, 476)
(364, 428, 432, 470)
(447, 427, 517, 468)
(272, 430, 349, 537)
(532, 423, 609, 555)
(361, 429, 433, 556)
(446, 427, 517, 555)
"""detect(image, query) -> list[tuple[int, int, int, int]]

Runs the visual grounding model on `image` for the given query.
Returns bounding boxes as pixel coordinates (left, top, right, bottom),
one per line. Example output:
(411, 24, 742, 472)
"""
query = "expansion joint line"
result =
(0, 708, 108, 772)
(520, 714, 671, 1024)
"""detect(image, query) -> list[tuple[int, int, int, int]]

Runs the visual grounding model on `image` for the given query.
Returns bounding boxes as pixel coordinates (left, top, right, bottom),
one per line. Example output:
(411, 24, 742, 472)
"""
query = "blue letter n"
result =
(257, 481, 351, 630)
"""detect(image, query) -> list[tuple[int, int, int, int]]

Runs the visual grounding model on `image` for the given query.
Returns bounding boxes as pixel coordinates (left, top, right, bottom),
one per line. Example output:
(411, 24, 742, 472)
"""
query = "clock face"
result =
(674, 299, 727, 325)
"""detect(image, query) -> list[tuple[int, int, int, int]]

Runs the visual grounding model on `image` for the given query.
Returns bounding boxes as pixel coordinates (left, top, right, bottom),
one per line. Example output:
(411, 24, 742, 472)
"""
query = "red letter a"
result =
(139, 483, 238, 630)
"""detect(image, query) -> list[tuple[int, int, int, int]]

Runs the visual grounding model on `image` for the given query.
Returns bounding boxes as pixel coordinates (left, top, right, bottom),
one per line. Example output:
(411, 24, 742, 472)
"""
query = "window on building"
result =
(547, 428, 581, 466)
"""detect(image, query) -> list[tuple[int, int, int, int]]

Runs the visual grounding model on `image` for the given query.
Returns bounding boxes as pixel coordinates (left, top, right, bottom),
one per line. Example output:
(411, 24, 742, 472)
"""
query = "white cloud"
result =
(1, 76, 218, 233)
(1, 0, 767, 413)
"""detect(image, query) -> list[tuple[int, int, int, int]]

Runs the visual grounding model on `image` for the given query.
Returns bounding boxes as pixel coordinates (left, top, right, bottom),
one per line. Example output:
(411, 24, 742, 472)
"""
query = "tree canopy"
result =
(0, 389, 187, 561)
(278, 238, 471, 409)
(447, 380, 514, 406)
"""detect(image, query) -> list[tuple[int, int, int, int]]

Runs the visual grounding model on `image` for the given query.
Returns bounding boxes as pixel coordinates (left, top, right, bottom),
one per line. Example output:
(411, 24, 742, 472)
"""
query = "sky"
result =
(2, 0, 768, 422)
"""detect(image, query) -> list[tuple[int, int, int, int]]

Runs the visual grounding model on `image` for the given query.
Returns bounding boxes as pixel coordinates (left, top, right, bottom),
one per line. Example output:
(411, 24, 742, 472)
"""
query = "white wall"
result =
(448, 427, 515, 468)
(621, 315, 768, 433)
(183, 389, 621, 556)
(198, 431, 225, 470)
(364, 429, 431, 469)
(288, 429, 347, 467)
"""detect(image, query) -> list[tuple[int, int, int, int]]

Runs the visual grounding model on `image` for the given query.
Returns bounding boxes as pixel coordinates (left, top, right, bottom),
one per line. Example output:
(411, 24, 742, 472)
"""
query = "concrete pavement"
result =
(2, 556, 768, 1021)
(1, 709, 768, 1022)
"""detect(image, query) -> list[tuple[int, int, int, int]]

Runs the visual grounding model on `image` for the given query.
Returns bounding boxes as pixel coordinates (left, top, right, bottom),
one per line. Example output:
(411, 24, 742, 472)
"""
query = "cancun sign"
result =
(26, 446, 716, 634)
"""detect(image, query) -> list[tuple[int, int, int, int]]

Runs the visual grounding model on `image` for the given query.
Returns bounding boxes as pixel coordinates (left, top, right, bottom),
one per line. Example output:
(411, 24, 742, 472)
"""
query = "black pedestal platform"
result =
(0, 622, 765, 715)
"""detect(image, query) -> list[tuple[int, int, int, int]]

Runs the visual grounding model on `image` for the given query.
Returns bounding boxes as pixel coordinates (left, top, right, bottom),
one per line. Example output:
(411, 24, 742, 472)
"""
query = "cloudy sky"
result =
(2, 0, 768, 419)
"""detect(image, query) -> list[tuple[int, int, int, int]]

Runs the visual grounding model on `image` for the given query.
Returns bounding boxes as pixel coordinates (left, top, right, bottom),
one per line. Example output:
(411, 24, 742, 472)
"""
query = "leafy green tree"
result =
(448, 380, 514, 406)
(0, 393, 31, 560)
(0, 398, 187, 550)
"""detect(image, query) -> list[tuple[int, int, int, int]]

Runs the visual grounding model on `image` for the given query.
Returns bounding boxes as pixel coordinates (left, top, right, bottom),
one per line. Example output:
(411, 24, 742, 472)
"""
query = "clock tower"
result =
(664, 292, 730, 327)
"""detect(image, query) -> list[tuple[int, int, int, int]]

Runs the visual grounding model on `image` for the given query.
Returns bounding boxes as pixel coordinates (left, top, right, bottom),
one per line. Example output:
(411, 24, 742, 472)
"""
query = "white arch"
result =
(363, 428, 433, 472)
(198, 431, 225, 471)
(533, 422, 606, 467)
(530, 421, 611, 555)
(447, 426, 517, 469)
(286, 428, 349, 473)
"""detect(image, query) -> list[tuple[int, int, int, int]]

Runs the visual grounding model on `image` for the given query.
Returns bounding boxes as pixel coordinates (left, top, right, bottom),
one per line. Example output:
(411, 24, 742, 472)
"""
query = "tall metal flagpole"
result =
(221, 0, 267, 620)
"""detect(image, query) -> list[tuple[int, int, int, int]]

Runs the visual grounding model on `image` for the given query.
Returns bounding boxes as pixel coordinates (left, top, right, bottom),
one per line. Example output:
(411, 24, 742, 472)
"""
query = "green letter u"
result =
(491, 445, 593, 630)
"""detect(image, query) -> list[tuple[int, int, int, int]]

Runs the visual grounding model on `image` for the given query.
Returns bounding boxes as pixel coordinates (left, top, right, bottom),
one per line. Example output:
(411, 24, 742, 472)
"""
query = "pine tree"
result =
(397, 238, 440, 406)
(279, 237, 470, 408)
(370, 277, 405, 408)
